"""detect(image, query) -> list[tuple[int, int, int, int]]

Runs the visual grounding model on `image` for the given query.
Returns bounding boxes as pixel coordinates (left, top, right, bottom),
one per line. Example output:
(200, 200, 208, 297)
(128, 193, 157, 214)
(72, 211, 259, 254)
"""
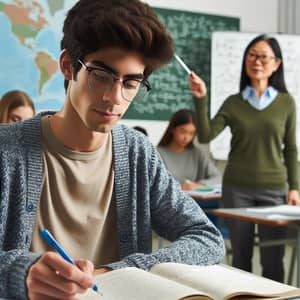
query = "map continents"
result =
(0, 0, 74, 111)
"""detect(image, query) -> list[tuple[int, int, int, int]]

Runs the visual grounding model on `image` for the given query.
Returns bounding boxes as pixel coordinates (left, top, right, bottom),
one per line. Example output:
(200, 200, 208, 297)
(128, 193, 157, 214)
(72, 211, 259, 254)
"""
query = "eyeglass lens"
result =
(247, 52, 276, 64)
(88, 69, 148, 102)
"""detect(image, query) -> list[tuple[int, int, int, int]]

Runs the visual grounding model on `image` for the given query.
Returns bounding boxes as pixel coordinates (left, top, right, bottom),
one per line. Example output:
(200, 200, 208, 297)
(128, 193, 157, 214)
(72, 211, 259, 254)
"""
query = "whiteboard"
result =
(210, 31, 300, 160)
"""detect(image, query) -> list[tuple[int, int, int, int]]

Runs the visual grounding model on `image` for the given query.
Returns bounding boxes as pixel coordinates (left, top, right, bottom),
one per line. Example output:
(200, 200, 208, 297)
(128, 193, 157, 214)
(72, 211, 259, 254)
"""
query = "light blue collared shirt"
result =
(242, 85, 278, 110)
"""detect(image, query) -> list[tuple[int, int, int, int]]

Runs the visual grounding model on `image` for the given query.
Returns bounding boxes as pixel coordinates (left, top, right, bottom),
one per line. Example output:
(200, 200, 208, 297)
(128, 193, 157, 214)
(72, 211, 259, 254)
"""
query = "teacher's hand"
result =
(189, 71, 207, 99)
(287, 190, 300, 206)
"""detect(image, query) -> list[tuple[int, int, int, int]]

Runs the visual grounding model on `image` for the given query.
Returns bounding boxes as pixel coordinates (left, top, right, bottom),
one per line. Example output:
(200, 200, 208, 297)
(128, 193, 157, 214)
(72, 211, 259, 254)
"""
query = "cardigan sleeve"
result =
(107, 133, 225, 271)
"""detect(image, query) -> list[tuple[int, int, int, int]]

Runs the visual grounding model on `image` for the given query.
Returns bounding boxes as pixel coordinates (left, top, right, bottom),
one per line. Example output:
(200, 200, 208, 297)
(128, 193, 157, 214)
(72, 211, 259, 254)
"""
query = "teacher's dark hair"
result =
(240, 34, 288, 93)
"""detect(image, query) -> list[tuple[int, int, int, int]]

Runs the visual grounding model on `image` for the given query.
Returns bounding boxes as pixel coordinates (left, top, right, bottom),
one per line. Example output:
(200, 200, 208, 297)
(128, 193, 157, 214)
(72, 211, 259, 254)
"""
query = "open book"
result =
(78, 263, 300, 300)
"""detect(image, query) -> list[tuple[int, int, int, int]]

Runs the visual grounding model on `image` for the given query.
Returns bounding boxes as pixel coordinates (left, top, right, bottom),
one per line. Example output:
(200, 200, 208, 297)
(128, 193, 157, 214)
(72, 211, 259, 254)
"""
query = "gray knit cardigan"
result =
(0, 112, 225, 299)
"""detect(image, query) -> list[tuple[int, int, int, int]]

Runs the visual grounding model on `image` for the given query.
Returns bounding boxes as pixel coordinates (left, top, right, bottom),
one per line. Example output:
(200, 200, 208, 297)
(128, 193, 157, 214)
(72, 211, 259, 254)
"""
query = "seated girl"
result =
(157, 109, 221, 191)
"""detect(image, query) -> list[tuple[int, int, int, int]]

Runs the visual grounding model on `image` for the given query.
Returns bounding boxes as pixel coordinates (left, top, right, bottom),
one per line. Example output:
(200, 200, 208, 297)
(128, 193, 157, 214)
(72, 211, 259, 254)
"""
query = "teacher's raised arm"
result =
(189, 71, 207, 99)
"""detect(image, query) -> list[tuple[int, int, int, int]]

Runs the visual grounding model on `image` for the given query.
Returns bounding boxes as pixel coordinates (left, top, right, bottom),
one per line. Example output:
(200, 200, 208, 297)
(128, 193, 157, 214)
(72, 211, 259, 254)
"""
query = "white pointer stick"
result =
(174, 53, 192, 75)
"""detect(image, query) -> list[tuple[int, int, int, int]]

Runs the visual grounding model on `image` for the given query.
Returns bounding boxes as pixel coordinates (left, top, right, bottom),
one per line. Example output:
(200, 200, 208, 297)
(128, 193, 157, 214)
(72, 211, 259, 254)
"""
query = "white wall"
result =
(121, 0, 279, 146)
(279, 0, 300, 34)
(145, 0, 279, 32)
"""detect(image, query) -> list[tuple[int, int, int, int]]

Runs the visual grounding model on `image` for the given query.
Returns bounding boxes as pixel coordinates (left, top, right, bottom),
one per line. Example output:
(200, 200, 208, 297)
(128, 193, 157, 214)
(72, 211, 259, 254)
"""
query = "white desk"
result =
(213, 207, 300, 287)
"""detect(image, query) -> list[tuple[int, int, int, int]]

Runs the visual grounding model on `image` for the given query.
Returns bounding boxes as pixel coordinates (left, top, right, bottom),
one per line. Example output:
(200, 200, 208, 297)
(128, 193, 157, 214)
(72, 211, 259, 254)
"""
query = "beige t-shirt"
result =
(31, 116, 119, 267)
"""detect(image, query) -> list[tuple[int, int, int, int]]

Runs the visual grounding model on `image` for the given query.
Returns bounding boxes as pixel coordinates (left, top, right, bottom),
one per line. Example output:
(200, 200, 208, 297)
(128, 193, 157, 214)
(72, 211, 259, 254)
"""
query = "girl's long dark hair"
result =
(0, 90, 35, 123)
(158, 109, 196, 148)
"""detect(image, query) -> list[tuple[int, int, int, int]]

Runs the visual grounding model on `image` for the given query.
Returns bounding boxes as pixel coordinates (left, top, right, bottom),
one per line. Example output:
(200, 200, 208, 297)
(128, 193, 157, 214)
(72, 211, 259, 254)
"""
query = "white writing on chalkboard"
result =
(210, 31, 300, 160)
(124, 9, 239, 120)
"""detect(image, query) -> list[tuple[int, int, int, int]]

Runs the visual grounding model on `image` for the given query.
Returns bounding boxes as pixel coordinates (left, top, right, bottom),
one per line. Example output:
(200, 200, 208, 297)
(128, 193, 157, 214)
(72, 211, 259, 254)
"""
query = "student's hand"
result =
(287, 190, 300, 206)
(189, 71, 207, 99)
(94, 267, 111, 275)
(26, 252, 94, 300)
(182, 181, 204, 191)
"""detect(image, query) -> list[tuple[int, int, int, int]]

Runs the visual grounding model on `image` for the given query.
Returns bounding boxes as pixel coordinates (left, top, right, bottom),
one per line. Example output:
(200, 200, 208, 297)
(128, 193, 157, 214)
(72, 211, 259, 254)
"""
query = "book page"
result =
(150, 263, 300, 300)
(77, 267, 212, 300)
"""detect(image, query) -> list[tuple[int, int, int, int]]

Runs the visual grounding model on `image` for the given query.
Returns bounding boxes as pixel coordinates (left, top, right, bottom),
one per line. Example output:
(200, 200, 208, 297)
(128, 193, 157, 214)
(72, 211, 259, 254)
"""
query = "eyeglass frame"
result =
(77, 59, 151, 102)
(246, 52, 279, 65)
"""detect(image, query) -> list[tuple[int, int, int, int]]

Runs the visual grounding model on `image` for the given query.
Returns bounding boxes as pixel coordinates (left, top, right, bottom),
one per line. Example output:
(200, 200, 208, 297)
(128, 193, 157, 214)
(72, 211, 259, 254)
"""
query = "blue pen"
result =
(41, 229, 101, 295)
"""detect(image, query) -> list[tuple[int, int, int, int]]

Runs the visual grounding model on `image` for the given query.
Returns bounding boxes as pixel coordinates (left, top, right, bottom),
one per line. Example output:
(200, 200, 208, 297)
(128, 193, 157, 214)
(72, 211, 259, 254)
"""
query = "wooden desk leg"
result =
(297, 229, 300, 287)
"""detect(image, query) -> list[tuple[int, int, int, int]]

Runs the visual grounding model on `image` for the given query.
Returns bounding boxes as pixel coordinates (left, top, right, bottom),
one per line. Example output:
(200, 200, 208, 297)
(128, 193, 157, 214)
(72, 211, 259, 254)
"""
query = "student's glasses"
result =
(78, 60, 151, 102)
(246, 52, 278, 65)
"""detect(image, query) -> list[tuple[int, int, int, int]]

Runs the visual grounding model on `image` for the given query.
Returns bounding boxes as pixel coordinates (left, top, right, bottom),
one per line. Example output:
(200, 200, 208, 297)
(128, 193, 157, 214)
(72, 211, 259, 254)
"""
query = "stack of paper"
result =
(247, 205, 300, 220)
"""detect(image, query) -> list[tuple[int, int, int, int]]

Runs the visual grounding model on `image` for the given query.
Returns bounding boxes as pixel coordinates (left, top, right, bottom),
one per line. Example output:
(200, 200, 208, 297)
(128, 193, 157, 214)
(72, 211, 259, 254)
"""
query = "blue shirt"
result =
(242, 85, 278, 110)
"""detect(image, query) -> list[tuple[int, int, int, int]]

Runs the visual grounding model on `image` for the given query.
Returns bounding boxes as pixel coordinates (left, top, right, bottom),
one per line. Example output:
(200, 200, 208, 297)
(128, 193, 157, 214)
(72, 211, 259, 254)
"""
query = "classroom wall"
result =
(121, 0, 279, 146)
(145, 0, 279, 32)
(279, 0, 300, 34)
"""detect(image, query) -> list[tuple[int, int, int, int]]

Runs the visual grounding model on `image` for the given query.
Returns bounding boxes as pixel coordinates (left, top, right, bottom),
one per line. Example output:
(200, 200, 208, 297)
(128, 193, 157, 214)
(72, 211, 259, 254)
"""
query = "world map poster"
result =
(0, 0, 75, 111)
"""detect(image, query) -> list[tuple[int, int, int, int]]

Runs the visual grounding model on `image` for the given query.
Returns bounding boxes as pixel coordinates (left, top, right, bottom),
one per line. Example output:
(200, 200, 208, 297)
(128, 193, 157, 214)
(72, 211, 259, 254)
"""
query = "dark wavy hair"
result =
(240, 34, 288, 93)
(61, 0, 174, 91)
(158, 109, 196, 148)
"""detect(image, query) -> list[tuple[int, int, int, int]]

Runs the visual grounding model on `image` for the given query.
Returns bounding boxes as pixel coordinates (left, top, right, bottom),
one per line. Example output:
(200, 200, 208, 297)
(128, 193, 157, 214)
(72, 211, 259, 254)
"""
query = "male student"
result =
(0, 0, 225, 299)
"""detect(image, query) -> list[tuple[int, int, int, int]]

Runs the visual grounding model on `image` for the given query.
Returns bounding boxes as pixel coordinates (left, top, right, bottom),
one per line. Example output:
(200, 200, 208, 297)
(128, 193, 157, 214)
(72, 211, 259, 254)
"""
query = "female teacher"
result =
(190, 34, 300, 282)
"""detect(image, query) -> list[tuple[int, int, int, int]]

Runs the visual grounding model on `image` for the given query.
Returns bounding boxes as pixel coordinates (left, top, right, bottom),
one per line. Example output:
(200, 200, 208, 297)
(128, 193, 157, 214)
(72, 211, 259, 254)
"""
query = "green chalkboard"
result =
(124, 7, 240, 121)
